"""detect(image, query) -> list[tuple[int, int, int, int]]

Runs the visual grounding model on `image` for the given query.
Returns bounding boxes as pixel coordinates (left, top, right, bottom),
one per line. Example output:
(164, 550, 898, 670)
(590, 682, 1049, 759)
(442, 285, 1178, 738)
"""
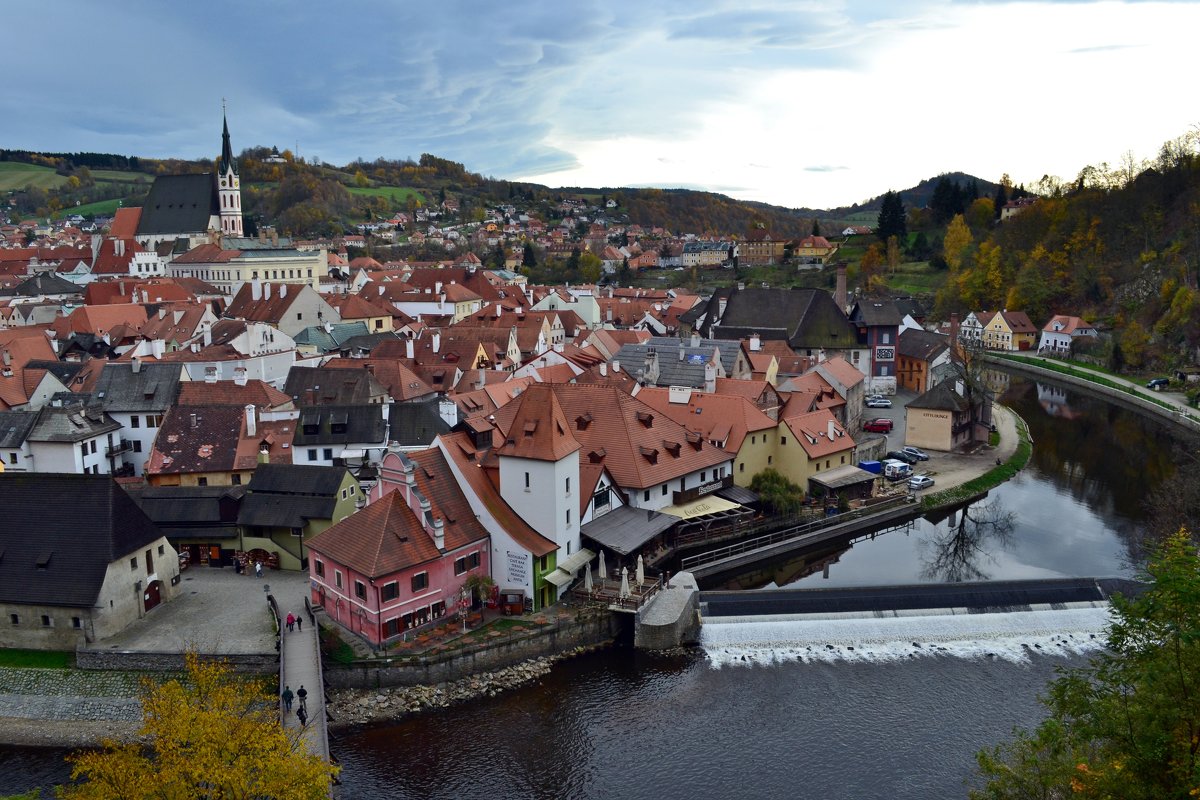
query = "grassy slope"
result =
(348, 185, 424, 203)
(0, 162, 68, 191)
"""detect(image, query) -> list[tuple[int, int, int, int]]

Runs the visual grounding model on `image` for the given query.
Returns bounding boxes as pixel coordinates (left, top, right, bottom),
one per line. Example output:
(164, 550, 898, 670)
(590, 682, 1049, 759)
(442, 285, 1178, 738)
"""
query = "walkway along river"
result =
(2, 374, 1196, 798)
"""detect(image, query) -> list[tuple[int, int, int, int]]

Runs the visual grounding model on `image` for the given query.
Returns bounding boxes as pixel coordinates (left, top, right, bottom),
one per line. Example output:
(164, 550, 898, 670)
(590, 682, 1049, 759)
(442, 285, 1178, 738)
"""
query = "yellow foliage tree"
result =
(943, 214, 972, 272)
(60, 654, 336, 800)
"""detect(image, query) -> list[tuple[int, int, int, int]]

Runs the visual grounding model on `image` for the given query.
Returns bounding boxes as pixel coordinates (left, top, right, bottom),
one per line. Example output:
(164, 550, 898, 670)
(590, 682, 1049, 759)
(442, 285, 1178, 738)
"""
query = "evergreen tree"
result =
(811, 218, 821, 236)
(521, 242, 537, 268)
(876, 191, 907, 243)
(992, 183, 1008, 220)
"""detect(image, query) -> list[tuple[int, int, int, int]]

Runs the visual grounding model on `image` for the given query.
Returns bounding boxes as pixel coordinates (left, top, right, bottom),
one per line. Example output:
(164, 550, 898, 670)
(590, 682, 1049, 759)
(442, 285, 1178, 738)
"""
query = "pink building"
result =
(305, 448, 489, 645)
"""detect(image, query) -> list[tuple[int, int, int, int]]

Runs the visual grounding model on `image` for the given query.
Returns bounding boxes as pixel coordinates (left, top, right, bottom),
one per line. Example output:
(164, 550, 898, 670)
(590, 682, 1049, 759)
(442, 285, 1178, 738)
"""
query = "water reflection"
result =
(918, 498, 1016, 582)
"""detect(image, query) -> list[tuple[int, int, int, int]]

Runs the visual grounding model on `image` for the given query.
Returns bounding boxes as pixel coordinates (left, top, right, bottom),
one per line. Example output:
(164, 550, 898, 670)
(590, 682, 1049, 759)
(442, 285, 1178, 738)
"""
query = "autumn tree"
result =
(943, 214, 973, 273)
(886, 235, 901, 276)
(973, 530, 1200, 799)
(60, 654, 336, 799)
(858, 243, 886, 296)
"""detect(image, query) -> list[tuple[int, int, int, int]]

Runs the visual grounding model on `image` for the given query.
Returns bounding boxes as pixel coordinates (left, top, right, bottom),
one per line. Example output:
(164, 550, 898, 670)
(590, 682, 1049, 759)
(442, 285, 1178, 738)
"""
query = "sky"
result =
(5, 0, 1198, 210)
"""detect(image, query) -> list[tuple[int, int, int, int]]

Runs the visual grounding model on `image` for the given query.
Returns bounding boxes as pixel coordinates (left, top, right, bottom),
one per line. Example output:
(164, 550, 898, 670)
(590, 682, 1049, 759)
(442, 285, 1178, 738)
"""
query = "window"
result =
(411, 572, 429, 592)
(308, 449, 318, 461)
(768, 456, 773, 465)
(6, 453, 14, 464)
(565, 476, 570, 495)
(323, 448, 333, 460)
(381, 581, 398, 601)
(566, 509, 571, 526)
(133, 441, 142, 453)
(41, 615, 51, 627)
(197, 477, 208, 486)
(662, 484, 668, 496)
(384, 618, 401, 638)
(781, 437, 787, 446)
(131, 416, 140, 428)
(354, 581, 366, 600)
(751, 435, 756, 444)
(349, 485, 356, 495)
(9, 614, 17, 625)
(525, 472, 530, 490)
(454, 556, 468, 575)
(130, 557, 138, 571)
(739, 463, 745, 473)
(340, 488, 348, 500)
(158, 545, 165, 556)
(232, 474, 241, 485)
(335, 571, 343, 589)
(315, 561, 325, 578)
(72, 617, 81, 629)
(297, 313, 303, 321)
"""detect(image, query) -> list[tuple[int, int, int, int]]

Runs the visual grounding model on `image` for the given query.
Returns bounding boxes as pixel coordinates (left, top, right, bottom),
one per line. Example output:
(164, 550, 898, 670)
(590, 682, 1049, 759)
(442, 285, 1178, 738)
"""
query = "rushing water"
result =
(4, 377, 1193, 798)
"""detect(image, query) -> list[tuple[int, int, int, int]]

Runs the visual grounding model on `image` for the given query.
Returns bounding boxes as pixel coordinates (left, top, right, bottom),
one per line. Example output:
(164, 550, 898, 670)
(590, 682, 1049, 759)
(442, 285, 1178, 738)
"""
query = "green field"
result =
(348, 185, 425, 203)
(90, 169, 152, 184)
(0, 161, 68, 191)
(56, 198, 124, 218)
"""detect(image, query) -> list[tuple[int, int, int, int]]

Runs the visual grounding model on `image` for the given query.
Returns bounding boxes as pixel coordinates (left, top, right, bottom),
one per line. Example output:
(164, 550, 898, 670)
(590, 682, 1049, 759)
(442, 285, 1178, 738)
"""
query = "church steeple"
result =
(217, 106, 243, 238)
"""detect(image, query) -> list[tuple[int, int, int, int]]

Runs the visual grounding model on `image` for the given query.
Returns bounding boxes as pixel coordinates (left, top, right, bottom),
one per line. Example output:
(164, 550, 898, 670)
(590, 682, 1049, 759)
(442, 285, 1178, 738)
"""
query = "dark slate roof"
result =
(238, 494, 338, 529)
(849, 299, 904, 327)
(136, 174, 219, 236)
(284, 366, 384, 405)
(388, 396, 451, 447)
(613, 337, 741, 388)
(28, 401, 121, 443)
(893, 297, 927, 320)
(715, 288, 858, 350)
(25, 360, 86, 386)
(126, 484, 245, 525)
(908, 379, 972, 412)
(0, 410, 38, 448)
(1, 273, 84, 298)
(93, 362, 184, 412)
(293, 322, 371, 353)
(898, 329, 950, 362)
(0, 474, 166, 607)
(337, 332, 407, 356)
(580, 505, 676, 556)
(244, 463, 350, 496)
(677, 297, 710, 327)
(292, 404, 387, 446)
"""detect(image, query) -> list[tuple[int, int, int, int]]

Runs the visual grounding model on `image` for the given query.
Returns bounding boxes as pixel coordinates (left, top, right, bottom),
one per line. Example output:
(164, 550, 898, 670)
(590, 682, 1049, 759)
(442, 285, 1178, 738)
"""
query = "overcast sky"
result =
(5, 1, 1197, 209)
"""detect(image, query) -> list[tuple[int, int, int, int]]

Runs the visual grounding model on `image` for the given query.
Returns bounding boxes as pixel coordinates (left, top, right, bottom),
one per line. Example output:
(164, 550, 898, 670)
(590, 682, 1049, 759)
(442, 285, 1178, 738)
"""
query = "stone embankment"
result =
(328, 644, 604, 729)
(0, 666, 148, 746)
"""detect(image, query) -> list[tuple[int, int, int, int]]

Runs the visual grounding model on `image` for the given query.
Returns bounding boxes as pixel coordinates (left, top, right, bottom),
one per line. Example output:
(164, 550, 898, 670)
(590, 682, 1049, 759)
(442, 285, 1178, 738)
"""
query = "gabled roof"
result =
(238, 464, 349, 529)
(294, 404, 387, 446)
(909, 379, 973, 412)
(849, 299, 904, 327)
(28, 401, 121, 443)
(284, 366, 385, 406)
(145, 405, 294, 476)
(0, 409, 38, 448)
(636, 387, 775, 452)
(177, 379, 293, 409)
(409, 448, 490, 551)
(388, 397, 453, 447)
(715, 288, 858, 350)
(898, 329, 950, 362)
(783, 409, 856, 459)
(306, 489, 442, 578)
(93, 362, 184, 412)
(136, 174, 219, 236)
(0, 474, 166, 607)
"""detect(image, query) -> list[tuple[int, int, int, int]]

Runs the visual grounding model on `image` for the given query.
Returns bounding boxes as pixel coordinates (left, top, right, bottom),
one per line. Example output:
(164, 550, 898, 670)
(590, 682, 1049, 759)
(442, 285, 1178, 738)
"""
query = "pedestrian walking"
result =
(281, 685, 294, 713)
(297, 705, 307, 727)
(286, 612, 295, 632)
(297, 685, 308, 712)
(296, 613, 303, 632)
(255, 561, 263, 578)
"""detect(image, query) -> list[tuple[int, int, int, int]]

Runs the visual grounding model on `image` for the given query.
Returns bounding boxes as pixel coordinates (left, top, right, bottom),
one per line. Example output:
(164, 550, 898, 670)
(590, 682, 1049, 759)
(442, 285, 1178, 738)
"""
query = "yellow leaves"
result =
(944, 214, 972, 273)
(60, 653, 336, 800)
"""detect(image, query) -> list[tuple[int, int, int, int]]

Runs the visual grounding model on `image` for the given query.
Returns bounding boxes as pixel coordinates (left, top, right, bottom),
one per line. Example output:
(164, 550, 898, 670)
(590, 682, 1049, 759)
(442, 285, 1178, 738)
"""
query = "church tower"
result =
(217, 111, 243, 238)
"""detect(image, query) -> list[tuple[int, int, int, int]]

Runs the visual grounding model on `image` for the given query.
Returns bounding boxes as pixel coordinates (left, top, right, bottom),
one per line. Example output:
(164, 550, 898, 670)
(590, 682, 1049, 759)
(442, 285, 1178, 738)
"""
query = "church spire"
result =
(219, 109, 237, 176)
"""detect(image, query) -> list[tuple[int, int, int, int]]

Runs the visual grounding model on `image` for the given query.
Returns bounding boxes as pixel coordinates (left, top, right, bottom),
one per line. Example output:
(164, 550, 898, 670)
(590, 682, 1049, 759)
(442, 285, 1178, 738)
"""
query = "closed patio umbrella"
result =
(584, 563, 593, 594)
(598, 550, 607, 580)
(619, 566, 631, 599)
(636, 554, 645, 587)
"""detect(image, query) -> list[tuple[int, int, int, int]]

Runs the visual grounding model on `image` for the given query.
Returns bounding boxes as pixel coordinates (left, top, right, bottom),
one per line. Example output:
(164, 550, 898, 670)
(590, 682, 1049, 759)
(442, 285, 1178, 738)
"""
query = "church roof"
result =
(220, 114, 237, 176)
(136, 174, 218, 236)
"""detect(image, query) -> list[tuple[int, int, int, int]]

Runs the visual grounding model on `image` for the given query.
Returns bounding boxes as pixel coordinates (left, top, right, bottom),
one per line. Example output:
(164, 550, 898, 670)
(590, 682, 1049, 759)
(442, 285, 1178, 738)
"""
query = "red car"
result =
(863, 418, 893, 433)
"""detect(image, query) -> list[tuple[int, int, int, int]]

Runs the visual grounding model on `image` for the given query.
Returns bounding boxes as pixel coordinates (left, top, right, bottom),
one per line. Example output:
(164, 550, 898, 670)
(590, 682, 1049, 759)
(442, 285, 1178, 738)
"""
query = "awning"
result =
(580, 506, 677, 556)
(658, 495, 741, 520)
(716, 484, 759, 505)
(556, 547, 595, 576)
(542, 569, 574, 588)
(809, 464, 879, 490)
(338, 448, 367, 459)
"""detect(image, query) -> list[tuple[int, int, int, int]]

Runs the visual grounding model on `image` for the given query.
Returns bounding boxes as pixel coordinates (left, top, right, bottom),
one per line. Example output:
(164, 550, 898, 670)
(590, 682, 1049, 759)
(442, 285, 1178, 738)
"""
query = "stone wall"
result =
(634, 576, 701, 650)
(76, 648, 277, 674)
(325, 613, 621, 690)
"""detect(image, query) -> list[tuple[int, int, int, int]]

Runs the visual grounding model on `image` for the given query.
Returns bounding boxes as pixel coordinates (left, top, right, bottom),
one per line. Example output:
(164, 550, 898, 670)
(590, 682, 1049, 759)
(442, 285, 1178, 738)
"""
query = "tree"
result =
(749, 468, 806, 515)
(859, 243, 885, 295)
(578, 250, 603, 284)
(811, 218, 821, 236)
(886, 235, 901, 276)
(60, 654, 336, 799)
(521, 242, 537, 268)
(876, 190, 907, 243)
(973, 530, 1200, 799)
(943, 214, 973, 273)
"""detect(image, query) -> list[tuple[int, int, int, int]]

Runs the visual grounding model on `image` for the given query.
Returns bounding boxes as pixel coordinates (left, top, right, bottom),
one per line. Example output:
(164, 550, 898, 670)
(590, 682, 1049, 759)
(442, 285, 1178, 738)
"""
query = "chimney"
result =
(750, 333, 761, 352)
(439, 395, 458, 427)
(1, 350, 10, 366)
(251, 280, 262, 301)
(405, 338, 414, 359)
(835, 264, 848, 311)
(599, 362, 607, 377)
(435, 281, 443, 294)
(690, 332, 700, 349)
(142, 289, 150, 304)
(131, 357, 141, 374)
(432, 515, 445, 550)
(271, 230, 279, 246)
(678, 347, 685, 362)
(432, 331, 441, 354)
(279, 284, 287, 300)
(704, 361, 716, 393)
(475, 371, 485, 391)
(245, 404, 257, 438)
(190, 413, 198, 429)
(949, 312, 960, 352)
(828, 419, 835, 440)
(203, 327, 213, 347)
(234, 367, 248, 386)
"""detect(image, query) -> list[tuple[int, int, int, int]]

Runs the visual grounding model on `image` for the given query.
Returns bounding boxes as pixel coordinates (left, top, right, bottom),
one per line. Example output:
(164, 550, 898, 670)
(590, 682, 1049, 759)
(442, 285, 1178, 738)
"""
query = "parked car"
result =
(901, 446, 929, 461)
(863, 418, 894, 433)
(908, 475, 935, 490)
(865, 395, 892, 408)
(886, 450, 918, 465)
(1146, 377, 1170, 390)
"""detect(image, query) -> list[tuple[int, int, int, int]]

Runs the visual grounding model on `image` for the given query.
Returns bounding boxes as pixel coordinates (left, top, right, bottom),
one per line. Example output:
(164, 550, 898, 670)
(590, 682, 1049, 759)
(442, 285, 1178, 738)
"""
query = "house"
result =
(284, 365, 388, 406)
(125, 484, 246, 568)
(167, 238, 328, 294)
(981, 310, 1038, 352)
(124, 320, 297, 389)
(847, 299, 904, 394)
(1038, 315, 1098, 355)
(0, 473, 181, 648)
(91, 361, 187, 476)
(143, 404, 294, 487)
(904, 378, 993, 452)
(308, 447, 490, 645)
(612, 334, 751, 389)
(792, 235, 838, 264)
(25, 399, 123, 475)
(224, 281, 340, 338)
(237, 464, 360, 571)
(292, 404, 389, 471)
(896, 329, 952, 394)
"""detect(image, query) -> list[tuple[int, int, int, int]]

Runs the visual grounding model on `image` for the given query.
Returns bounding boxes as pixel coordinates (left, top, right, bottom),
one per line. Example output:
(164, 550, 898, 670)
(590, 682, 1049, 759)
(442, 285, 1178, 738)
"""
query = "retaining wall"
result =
(324, 613, 620, 690)
(76, 649, 277, 673)
(987, 355, 1200, 434)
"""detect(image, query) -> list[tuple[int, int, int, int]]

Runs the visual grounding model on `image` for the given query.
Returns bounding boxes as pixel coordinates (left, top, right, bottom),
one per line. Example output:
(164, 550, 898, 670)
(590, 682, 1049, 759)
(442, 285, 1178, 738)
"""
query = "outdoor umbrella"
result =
(584, 563, 593, 594)
(636, 554, 645, 587)
(619, 566, 631, 599)
(598, 550, 607, 580)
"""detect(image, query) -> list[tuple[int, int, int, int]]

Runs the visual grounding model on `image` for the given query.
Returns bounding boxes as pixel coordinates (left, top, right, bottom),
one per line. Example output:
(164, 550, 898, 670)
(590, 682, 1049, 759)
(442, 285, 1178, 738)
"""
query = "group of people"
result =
(281, 684, 310, 726)
(285, 612, 304, 632)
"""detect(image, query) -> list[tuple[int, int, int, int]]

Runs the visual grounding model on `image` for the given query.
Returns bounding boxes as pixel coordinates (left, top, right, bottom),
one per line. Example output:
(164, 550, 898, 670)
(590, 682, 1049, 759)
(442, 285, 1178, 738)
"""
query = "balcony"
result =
(106, 440, 133, 458)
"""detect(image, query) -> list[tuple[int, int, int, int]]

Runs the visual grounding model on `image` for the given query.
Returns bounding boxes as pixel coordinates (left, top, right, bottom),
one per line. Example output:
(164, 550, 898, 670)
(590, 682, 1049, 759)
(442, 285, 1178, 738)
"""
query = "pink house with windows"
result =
(305, 448, 490, 646)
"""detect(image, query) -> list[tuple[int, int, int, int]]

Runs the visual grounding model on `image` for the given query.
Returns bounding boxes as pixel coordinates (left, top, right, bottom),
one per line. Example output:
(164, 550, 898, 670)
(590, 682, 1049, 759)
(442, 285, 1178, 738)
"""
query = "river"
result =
(3, 376, 1193, 798)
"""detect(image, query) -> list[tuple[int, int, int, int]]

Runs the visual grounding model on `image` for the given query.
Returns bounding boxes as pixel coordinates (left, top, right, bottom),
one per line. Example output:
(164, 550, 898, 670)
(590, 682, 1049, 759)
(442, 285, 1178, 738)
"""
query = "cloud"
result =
(1067, 43, 1143, 53)
(804, 165, 851, 173)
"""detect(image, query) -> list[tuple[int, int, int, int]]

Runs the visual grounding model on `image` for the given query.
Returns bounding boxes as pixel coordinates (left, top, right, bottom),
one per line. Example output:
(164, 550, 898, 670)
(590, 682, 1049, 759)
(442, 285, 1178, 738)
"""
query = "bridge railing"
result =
(680, 496, 913, 571)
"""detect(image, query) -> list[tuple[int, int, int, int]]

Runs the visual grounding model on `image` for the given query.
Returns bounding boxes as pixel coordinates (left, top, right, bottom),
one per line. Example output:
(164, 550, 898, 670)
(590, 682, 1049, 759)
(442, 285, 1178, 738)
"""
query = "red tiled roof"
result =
(636, 387, 775, 452)
(783, 409, 856, 459)
(306, 489, 442, 577)
(177, 380, 293, 409)
(409, 448, 490, 551)
(495, 383, 581, 461)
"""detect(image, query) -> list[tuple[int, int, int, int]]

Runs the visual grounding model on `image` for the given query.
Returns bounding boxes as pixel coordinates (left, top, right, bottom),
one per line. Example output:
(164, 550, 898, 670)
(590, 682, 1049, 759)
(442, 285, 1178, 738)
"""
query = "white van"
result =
(883, 459, 913, 481)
